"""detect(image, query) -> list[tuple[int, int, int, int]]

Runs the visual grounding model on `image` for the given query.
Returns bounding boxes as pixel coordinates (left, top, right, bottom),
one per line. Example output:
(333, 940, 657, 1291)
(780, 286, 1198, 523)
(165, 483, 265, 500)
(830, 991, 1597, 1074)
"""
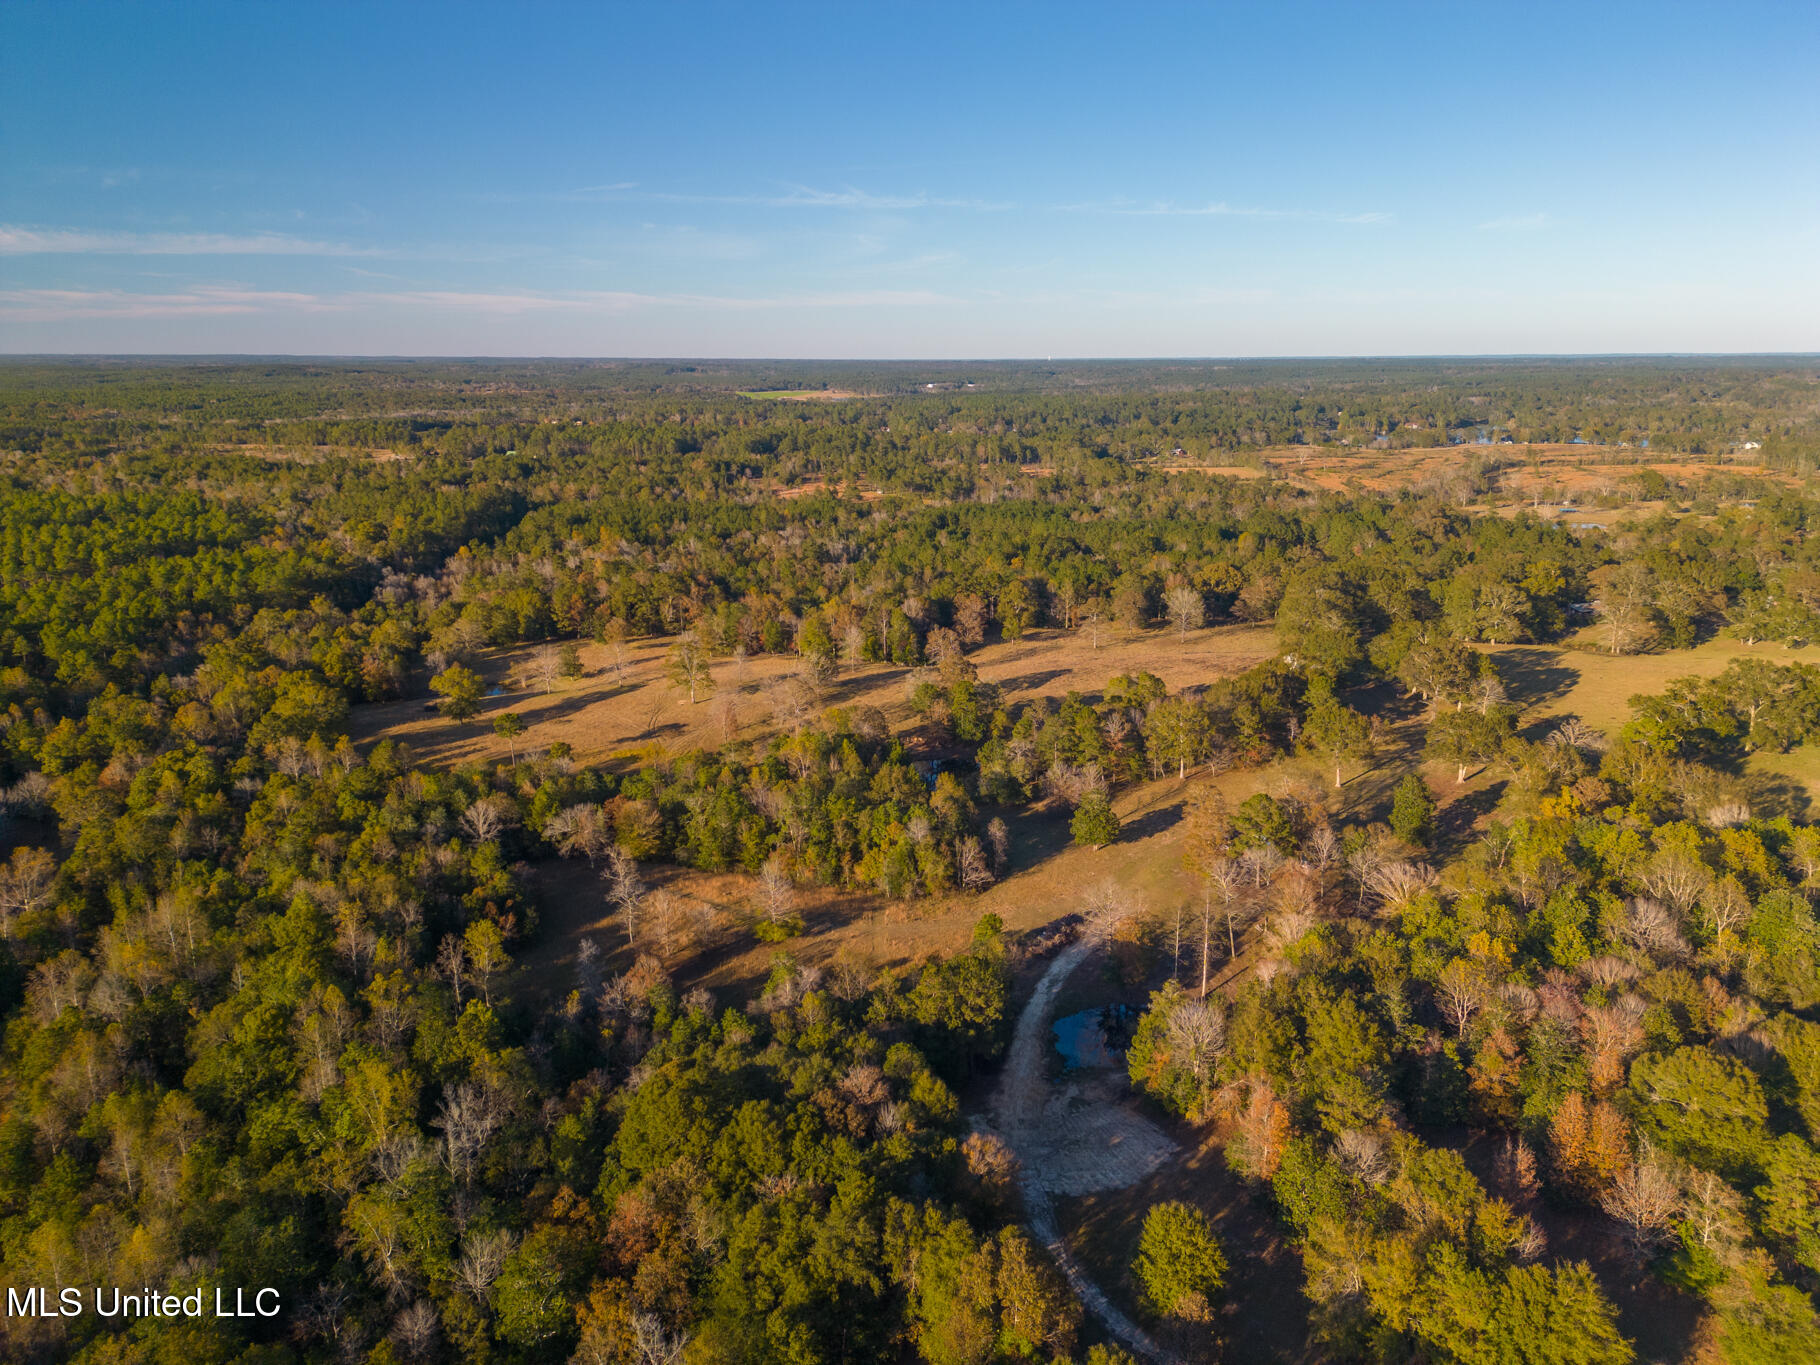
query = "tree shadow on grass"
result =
(1488, 647, 1581, 708)
(1121, 800, 1185, 843)
(1434, 778, 1509, 859)
(1741, 770, 1813, 821)
(1002, 801, 1076, 872)
(990, 668, 1072, 696)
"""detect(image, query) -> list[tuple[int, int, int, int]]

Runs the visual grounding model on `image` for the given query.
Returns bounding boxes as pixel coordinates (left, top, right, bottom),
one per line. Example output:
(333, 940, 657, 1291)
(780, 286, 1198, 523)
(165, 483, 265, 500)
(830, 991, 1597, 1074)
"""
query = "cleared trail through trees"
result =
(990, 938, 1176, 1363)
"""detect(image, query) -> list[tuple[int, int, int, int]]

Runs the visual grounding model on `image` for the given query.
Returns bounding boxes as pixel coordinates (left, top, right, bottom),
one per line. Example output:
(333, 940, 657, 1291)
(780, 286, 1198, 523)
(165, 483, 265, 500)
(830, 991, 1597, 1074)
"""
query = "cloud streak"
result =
(0, 225, 388, 257)
(0, 284, 960, 323)
(0, 287, 340, 320)
(1058, 198, 1393, 225)
(561, 182, 1010, 211)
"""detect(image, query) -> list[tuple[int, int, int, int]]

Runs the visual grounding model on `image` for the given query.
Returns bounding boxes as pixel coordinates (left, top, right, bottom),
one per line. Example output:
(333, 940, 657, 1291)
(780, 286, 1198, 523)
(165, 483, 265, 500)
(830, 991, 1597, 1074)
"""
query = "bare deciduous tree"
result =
(1362, 860, 1438, 915)
(1641, 848, 1711, 915)
(606, 846, 647, 949)
(435, 934, 468, 1007)
(1601, 1154, 1683, 1258)
(712, 688, 741, 743)
(1435, 958, 1485, 1037)
(454, 1226, 518, 1304)
(1080, 879, 1137, 947)
(0, 846, 57, 939)
(757, 855, 797, 930)
(956, 836, 993, 892)
(1164, 997, 1226, 1096)
(460, 793, 517, 845)
(769, 673, 820, 734)
(1619, 898, 1688, 962)
(1197, 857, 1248, 994)
(1334, 1129, 1391, 1184)
(598, 617, 631, 683)
(632, 1312, 690, 1365)
(391, 1300, 440, 1361)
(1598, 564, 1658, 655)
(1237, 843, 1286, 888)
(546, 802, 612, 864)
(434, 1078, 505, 1185)
(1081, 607, 1106, 651)
(1163, 584, 1205, 635)
(985, 817, 1011, 869)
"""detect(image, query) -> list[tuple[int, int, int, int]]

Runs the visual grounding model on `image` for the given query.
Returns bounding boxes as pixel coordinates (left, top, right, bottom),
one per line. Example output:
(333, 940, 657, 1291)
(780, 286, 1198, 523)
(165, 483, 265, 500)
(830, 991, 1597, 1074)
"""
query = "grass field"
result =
(1487, 634, 1820, 814)
(736, 388, 870, 401)
(349, 623, 1282, 772)
(1157, 441, 1804, 503)
(393, 621, 1820, 1006)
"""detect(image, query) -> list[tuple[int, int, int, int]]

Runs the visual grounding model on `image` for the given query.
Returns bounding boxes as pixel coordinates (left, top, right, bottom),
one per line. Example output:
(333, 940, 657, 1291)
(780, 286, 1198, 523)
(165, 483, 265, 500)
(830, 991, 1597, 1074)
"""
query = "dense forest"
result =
(1, 359, 1818, 1365)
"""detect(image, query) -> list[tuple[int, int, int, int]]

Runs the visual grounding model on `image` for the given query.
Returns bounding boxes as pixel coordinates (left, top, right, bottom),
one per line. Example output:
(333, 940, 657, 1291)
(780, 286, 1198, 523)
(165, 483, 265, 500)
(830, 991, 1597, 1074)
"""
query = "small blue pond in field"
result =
(1053, 1006, 1136, 1071)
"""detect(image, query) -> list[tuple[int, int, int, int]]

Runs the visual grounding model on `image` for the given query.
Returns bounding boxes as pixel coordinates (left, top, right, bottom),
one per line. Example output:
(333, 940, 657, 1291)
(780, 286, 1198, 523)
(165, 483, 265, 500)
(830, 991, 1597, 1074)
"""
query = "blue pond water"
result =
(1052, 1006, 1135, 1071)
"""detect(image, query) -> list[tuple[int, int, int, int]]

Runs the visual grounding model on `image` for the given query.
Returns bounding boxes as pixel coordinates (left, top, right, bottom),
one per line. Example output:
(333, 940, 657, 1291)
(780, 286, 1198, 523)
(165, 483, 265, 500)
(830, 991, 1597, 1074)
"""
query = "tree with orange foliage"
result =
(1549, 1091, 1632, 1201)
(1469, 1027, 1523, 1124)
(1234, 1080, 1292, 1180)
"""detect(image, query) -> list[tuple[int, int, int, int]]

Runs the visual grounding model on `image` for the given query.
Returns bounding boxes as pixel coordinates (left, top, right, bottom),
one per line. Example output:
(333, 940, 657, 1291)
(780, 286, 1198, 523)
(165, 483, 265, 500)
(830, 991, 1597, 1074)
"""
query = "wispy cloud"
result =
(0, 225, 389, 257)
(0, 284, 959, 323)
(1476, 212, 1552, 232)
(0, 286, 338, 320)
(365, 288, 956, 313)
(1062, 199, 1283, 217)
(561, 182, 1009, 211)
(1059, 198, 1392, 225)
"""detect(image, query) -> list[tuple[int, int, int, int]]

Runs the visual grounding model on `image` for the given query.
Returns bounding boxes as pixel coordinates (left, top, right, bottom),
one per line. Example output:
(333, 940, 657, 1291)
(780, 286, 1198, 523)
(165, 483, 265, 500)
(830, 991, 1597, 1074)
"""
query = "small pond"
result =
(1052, 1004, 1137, 1072)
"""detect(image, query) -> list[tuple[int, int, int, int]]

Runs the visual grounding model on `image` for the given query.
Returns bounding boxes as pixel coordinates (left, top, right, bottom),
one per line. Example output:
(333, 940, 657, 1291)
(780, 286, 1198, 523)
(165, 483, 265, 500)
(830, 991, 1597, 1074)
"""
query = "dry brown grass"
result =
(1153, 441, 1802, 508)
(418, 621, 1820, 1008)
(349, 624, 1281, 772)
(737, 388, 873, 401)
(362, 623, 1278, 1000)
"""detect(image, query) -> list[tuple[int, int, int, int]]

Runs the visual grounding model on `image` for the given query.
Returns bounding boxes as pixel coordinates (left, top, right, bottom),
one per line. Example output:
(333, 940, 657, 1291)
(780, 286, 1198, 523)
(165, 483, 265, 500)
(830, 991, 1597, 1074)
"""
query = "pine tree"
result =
(1390, 772, 1437, 847)
(1132, 1201, 1226, 1321)
(1071, 791, 1120, 848)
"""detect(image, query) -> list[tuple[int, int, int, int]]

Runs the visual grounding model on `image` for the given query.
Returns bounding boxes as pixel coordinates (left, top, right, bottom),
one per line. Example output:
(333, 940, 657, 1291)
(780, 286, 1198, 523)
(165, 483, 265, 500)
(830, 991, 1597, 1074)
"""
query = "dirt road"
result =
(989, 938, 1176, 1362)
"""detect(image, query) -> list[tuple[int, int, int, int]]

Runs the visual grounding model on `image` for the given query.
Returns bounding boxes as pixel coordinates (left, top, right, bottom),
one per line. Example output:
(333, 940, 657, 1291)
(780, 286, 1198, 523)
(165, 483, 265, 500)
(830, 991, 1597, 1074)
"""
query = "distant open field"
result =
(1156, 441, 1805, 512)
(349, 622, 1281, 771)
(390, 622, 1820, 1006)
(737, 388, 873, 401)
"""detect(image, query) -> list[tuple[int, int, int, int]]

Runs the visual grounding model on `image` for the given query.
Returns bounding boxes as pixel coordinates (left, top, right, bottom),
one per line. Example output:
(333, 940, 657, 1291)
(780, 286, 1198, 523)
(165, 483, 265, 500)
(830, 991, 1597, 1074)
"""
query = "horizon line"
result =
(2, 351, 1818, 364)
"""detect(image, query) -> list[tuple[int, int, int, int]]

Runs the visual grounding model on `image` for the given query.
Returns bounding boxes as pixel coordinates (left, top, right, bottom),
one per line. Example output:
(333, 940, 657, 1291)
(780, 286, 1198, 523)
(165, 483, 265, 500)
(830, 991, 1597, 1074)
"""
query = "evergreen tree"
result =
(1072, 791, 1121, 847)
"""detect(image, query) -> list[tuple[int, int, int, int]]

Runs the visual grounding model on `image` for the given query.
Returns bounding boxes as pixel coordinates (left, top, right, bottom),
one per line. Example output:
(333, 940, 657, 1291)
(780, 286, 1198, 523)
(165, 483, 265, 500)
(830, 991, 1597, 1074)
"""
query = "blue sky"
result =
(2, 0, 1816, 357)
